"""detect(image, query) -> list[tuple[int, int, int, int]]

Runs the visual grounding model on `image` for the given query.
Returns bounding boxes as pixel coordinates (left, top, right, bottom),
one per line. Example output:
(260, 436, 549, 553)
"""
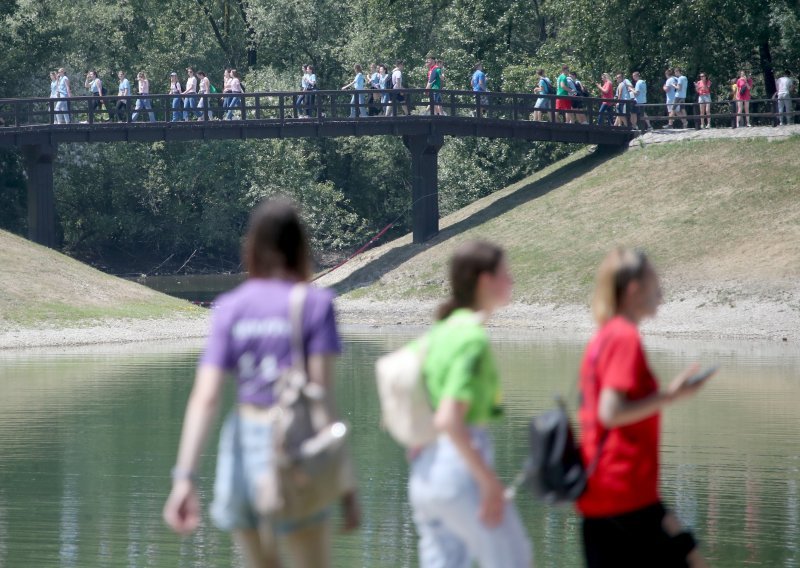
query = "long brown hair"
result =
(437, 241, 505, 320)
(591, 248, 650, 325)
(243, 199, 312, 281)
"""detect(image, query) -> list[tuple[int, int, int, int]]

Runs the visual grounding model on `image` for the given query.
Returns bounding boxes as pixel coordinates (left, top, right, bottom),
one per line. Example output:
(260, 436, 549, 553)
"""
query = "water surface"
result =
(0, 331, 798, 567)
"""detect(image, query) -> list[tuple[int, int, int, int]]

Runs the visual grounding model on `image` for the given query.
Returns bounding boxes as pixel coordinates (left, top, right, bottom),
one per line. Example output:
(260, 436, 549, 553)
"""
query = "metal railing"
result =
(0, 89, 634, 129)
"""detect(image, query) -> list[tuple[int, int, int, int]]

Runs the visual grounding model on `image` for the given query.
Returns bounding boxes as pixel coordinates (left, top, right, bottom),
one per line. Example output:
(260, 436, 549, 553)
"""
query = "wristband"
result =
(171, 467, 197, 483)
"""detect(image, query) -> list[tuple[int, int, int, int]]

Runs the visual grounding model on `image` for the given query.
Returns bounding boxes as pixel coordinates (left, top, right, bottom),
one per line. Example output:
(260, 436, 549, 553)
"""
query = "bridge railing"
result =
(621, 96, 800, 129)
(0, 90, 635, 129)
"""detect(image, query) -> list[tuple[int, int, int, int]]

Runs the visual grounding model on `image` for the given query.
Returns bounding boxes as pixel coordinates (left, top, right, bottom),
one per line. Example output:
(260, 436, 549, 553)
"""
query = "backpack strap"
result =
(584, 336, 611, 477)
(288, 283, 308, 372)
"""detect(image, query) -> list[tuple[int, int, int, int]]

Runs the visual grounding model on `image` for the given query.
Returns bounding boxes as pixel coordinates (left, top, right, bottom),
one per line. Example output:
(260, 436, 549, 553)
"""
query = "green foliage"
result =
(8, 0, 795, 273)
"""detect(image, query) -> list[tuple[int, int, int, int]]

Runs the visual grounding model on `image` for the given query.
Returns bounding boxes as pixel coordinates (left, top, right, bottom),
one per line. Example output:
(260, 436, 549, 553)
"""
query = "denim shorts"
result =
(210, 411, 330, 534)
(673, 97, 685, 112)
(534, 96, 550, 110)
(698, 95, 711, 104)
(409, 428, 533, 568)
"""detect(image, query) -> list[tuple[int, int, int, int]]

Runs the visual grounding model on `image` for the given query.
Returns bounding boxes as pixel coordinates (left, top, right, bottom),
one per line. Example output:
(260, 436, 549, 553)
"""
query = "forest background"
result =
(1, 0, 799, 274)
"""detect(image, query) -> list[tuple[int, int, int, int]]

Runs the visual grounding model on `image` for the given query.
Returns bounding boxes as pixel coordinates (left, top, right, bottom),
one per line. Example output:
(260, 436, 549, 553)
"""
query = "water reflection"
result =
(0, 331, 798, 566)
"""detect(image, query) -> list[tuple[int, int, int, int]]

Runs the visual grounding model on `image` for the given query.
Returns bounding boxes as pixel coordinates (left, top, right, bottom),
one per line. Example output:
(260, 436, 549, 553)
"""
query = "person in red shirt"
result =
(577, 248, 712, 568)
(594, 73, 614, 126)
(733, 70, 754, 127)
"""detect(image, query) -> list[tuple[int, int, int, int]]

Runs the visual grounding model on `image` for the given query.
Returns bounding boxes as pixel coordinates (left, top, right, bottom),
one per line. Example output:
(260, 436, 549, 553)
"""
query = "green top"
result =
(429, 66, 442, 90)
(422, 308, 502, 425)
(556, 73, 569, 96)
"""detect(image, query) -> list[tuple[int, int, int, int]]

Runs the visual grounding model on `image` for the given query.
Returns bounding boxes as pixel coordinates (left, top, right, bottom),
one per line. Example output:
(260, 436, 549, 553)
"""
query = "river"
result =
(0, 330, 798, 567)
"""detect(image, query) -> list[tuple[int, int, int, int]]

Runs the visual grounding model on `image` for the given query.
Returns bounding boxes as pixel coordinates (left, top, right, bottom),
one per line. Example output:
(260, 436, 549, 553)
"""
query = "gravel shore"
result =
(2, 292, 796, 351)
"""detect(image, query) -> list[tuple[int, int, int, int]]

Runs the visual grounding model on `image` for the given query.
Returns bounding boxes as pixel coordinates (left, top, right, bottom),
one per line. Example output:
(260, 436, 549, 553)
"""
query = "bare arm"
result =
(434, 399, 505, 527)
(598, 363, 708, 429)
(163, 365, 225, 534)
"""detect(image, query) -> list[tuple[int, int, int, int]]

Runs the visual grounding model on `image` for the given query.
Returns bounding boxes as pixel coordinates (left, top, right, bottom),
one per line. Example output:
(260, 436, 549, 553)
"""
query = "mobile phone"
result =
(685, 365, 719, 386)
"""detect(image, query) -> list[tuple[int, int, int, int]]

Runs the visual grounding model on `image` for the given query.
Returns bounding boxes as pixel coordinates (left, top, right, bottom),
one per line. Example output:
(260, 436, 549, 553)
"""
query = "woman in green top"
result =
(409, 241, 533, 567)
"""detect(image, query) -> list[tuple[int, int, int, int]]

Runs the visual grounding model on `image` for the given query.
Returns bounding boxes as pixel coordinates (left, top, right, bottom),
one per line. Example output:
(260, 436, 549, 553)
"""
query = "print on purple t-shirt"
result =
(200, 279, 342, 406)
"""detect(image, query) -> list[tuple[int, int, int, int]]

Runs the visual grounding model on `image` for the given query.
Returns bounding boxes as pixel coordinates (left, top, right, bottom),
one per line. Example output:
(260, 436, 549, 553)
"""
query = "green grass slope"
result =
(321, 137, 800, 307)
(0, 230, 202, 326)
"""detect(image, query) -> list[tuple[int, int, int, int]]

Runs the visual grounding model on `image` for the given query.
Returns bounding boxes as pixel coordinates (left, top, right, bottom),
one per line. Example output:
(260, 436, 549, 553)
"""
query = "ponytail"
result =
(591, 248, 649, 325)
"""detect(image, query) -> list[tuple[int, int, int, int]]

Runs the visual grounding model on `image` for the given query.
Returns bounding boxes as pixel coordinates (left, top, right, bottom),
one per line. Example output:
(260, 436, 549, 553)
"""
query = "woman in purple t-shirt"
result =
(163, 199, 359, 567)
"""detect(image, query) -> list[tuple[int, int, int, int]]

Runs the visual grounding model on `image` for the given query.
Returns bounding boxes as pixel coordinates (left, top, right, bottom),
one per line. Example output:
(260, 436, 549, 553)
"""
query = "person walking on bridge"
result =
(556, 65, 575, 124)
(596, 73, 614, 126)
(673, 68, 689, 129)
(774, 70, 795, 126)
(131, 71, 156, 122)
(225, 69, 243, 120)
(342, 64, 366, 118)
(533, 68, 553, 121)
(631, 71, 651, 131)
(115, 71, 130, 122)
(197, 71, 211, 120)
(577, 248, 711, 568)
(389, 60, 407, 116)
(54, 68, 72, 124)
(169, 72, 183, 122)
(425, 55, 443, 116)
(49, 71, 58, 124)
(472, 62, 488, 117)
(182, 67, 198, 121)
(85, 70, 107, 122)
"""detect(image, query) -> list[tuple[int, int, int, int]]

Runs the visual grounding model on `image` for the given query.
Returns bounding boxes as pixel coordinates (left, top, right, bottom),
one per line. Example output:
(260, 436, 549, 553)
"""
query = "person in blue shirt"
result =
(631, 71, 652, 131)
(673, 67, 689, 128)
(342, 64, 366, 117)
(663, 69, 679, 128)
(533, 68, 553, 121)
(471, 63, 488, 117)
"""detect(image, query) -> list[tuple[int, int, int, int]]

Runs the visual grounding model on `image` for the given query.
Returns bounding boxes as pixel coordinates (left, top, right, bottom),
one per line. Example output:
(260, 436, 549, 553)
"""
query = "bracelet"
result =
(170, 467, 197, 483)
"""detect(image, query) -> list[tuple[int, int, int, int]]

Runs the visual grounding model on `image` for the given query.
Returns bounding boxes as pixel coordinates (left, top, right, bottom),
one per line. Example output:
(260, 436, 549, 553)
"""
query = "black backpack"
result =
(512, 340, 608, 505)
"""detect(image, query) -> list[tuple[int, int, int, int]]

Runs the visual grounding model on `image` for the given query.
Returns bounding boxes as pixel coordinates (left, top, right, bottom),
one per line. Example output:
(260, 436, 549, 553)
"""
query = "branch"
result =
(195, 0, 232, 63)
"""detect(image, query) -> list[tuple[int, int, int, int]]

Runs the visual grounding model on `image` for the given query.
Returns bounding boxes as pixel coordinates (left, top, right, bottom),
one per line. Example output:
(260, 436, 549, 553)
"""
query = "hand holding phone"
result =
(685, 365, 719, 386)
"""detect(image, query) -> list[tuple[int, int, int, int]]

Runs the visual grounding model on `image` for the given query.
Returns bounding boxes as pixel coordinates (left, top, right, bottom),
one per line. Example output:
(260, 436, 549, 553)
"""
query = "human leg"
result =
(131, 99, 143, 122)
(234, 528, 281, 568)
(145, 99, 155, 122)
(284, 519, 333, 568)
(744, 100, 751, 126)
(171, 97, 182, 121)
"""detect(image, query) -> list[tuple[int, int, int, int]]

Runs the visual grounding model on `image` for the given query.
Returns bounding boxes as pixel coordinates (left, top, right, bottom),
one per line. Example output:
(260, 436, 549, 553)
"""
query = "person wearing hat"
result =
(425, 53, 443, 116)
(169, 72, 183, 122)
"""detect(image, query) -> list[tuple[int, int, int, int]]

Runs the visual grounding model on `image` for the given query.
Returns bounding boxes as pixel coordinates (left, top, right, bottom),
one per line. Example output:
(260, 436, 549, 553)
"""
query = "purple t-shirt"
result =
(200, 279, 341, 406)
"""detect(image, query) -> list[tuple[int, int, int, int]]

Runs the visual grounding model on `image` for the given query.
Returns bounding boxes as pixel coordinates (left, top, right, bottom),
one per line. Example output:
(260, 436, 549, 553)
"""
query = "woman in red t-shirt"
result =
(734, 70, 754, 127)
(577, 249, 712, 568)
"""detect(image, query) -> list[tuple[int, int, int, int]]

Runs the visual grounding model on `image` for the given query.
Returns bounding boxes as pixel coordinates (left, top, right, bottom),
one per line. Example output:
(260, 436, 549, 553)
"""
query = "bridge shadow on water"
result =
(332, 145, 624, 295)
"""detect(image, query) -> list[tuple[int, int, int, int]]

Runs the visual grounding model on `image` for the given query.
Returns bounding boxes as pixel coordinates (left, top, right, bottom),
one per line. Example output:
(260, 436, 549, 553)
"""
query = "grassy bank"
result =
(319, 137, 800, 308)
(0, 230, 201, 327)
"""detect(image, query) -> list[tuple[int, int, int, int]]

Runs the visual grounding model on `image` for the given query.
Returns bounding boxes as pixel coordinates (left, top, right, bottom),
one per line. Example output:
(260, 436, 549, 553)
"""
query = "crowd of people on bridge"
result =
(39, 61, 798, 129)
(163, 197, 715, 568)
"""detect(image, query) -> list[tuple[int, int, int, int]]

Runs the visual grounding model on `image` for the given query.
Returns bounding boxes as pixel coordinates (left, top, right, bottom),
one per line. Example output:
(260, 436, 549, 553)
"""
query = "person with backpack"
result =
(577, 248, 711, 568)
(533, 68, 553, 121)
(131, 71, 156, 122)
(407, 240, 533, 568)
(569, 71, 588, 124)
(425, 54, 443, 116)
(556, 64, 576, 123)
(163, 199, 360, 568)
(389, 60, 407, 116)
(114, 70, 130, 122)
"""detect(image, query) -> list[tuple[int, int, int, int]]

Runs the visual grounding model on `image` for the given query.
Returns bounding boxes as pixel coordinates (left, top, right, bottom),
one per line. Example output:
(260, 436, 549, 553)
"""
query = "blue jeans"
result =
(171, 97, 182, 122)
(597, 102, 613, 126)
(210, 412, 331, 533)
(225, 96, 241, 119)
(131, 98, 155, 122)
(409, 428, 533, 568)
(349, 94, 366, 117)
(182, 95, 198, 120)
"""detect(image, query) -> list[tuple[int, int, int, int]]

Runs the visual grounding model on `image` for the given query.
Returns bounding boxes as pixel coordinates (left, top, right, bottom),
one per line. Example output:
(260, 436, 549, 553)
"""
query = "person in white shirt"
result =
(305, 65, 318, 117)
(169, 72, 183, 122)
(54, 68, 72, 124)
(774, 70, 796, 126)
(197, 70, 211, 120)
(225, 69, 243, 120)
(131, 71, 156, 122)
(389, 60, 407, 116)
(182, 67, 198, 121)
(614, 73, 633, 127)
(115, 71, 130, 122)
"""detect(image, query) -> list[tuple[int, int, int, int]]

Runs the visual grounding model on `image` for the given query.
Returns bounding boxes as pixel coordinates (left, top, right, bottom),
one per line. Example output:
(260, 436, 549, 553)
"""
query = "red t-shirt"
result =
(576, 316, 660, 518)
(600, 80, 614, 99)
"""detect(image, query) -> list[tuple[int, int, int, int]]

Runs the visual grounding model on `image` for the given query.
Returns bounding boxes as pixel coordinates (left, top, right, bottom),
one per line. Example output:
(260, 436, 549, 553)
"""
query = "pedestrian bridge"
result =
(0, 89, 635, 248)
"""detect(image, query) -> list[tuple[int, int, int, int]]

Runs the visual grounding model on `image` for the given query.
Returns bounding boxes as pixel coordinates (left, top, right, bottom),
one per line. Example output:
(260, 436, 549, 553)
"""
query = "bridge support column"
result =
(23, 144, 57, 248)
(404, 134, 443, 243)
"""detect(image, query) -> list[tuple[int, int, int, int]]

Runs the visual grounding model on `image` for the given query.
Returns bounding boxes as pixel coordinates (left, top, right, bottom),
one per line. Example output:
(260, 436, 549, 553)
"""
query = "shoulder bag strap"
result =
(585, 337, 611, 477)
(288, 283, 309, 373)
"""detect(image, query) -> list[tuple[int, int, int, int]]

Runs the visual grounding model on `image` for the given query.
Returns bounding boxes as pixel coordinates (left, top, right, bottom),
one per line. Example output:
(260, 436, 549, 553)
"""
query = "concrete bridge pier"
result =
(404, 133, 443, 244)
(23, 144, 57, 248)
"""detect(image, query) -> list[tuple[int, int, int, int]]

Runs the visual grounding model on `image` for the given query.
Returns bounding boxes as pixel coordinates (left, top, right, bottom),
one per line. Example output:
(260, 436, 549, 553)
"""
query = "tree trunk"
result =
(760, 40, 775, 98)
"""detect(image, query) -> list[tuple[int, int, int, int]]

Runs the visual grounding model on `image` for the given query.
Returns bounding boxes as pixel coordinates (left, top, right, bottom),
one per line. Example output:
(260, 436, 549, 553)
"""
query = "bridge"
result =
(0, 89, 636, 248)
